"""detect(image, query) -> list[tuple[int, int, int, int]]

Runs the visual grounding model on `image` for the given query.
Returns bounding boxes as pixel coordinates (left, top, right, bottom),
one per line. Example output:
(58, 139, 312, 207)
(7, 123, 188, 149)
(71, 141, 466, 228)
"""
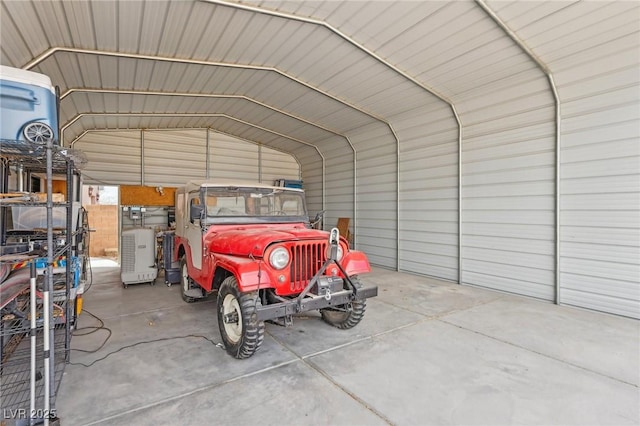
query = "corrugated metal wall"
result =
(76, 129, 300, 189)
(397, 105, 460, 281)
(560, 46, 640, 317)
(209, 131, 259, 181)
(321, 135, 355, 243)
(555, 5, 640, 319)
(144, 130, 207, 185)
(488, 1, 640, 318)
(3, 0, 638, 318)
(350, 122, 398, 269)
(74, 131, 142, 186)
(460, 72, 556, 300)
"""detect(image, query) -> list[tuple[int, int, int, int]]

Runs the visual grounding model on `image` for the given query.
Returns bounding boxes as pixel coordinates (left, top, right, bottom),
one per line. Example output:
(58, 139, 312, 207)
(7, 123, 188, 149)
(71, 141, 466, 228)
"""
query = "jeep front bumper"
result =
(256, 283, 378, 322)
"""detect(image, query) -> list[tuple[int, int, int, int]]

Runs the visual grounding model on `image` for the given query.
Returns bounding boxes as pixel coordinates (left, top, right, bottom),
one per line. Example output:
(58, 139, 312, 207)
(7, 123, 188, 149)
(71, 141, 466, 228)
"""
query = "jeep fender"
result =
(340, 250, 371, 276)
(212, 253, 274, 293)
(173, 238, 201, 282)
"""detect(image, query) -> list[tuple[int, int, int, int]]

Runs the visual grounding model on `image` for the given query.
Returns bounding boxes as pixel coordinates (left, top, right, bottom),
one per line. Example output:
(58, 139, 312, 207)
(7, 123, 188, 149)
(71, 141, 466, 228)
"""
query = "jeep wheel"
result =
(217, 276, 265, 359)
(321, 278, 366, 329)
(180, 256, 197, 303)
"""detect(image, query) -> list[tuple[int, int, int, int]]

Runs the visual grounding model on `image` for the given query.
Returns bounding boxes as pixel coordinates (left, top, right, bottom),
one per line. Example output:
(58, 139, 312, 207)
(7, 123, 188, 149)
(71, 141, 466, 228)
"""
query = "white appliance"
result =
(120, 228, 157, 287)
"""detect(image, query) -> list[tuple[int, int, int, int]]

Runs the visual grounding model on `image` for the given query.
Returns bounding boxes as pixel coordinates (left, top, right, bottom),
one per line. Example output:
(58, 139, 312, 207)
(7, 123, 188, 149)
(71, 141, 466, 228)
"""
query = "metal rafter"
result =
(201, 0, 463, 272)
(66, 112, 326, 211)
(60, 88, 356, 238)
(24, 47, 384, 244)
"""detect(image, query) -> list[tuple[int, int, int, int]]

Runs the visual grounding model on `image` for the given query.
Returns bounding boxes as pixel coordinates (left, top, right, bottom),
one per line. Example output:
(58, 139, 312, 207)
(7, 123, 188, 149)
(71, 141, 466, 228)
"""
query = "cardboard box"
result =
(33, 193, 65, 202)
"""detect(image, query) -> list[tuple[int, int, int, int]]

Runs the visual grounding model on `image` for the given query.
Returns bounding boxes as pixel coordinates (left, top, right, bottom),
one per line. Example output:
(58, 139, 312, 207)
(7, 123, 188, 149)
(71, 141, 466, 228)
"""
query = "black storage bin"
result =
(162, 231, 180, 285)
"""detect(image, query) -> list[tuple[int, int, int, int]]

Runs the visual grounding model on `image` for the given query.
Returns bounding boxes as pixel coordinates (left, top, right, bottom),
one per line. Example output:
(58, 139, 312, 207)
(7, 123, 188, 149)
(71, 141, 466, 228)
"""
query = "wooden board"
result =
(120, 185, 176, 206)
(337, 217, 352, 243)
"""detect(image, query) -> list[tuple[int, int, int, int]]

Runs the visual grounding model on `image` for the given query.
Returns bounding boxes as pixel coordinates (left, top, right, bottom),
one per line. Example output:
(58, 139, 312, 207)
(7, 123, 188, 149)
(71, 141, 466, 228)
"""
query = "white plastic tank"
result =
(120, 228, 157, 287)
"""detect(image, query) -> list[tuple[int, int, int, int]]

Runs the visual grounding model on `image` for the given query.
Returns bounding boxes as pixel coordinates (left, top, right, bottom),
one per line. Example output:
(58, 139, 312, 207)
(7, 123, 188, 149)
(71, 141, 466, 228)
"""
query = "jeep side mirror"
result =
(190, 204, 204, 223)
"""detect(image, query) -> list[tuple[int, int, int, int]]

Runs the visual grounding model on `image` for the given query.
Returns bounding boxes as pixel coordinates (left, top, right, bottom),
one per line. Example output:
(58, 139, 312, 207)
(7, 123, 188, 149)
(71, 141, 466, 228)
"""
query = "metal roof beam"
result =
(65, 112, 326, 211)
(26, 48, 372, 240)
(201, 0, 463, 270)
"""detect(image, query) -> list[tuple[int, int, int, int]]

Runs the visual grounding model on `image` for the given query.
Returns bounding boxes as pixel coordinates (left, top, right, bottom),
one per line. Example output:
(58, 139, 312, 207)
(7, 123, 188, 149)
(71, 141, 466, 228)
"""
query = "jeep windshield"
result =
(203, 186, 309, 224)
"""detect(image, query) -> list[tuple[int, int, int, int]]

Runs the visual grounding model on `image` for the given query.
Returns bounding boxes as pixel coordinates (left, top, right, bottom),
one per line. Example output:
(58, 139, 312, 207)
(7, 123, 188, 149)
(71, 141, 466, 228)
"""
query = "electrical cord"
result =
(69, 309, 223, 368)
(79, 207, 94, 294)
(72, 309, 108, 336)
(70, 309, 112, 355)
(70, 334, 223, 368)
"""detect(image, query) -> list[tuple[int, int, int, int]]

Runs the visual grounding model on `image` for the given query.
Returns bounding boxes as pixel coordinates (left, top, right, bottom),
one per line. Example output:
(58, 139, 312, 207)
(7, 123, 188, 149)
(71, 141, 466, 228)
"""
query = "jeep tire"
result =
(320, 277, 366, 329)
(217, 276, 265, 359)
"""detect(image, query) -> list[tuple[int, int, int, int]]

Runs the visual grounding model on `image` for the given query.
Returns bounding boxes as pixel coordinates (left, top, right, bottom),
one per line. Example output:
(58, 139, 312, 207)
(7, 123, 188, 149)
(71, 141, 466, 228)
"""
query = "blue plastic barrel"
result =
(0, 65, 58, 143)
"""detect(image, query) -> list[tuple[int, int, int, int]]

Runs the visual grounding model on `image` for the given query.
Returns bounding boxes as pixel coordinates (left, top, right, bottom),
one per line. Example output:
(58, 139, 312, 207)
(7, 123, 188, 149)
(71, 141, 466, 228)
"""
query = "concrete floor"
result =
(55, 259, 639, 425)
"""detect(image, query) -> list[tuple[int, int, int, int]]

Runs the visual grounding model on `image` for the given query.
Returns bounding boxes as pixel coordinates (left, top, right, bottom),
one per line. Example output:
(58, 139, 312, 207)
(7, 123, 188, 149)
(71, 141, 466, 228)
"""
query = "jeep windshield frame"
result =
(201, 186, 310, 225)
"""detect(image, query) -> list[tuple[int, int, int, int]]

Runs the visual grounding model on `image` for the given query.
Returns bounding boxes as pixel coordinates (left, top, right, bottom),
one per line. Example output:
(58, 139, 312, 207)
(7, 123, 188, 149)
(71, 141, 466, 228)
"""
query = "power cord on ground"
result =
(70, 309, 223, 368)
(71, 309, 112, 352)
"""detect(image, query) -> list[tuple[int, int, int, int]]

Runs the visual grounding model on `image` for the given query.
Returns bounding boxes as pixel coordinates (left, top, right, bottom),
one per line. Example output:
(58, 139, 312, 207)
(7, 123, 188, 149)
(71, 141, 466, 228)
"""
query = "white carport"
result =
(1, 0, 638, 318)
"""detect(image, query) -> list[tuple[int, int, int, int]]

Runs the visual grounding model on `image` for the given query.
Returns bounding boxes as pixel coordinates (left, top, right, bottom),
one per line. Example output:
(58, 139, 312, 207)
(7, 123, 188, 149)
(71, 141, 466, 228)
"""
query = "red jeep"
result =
(173, 181, 377, 358)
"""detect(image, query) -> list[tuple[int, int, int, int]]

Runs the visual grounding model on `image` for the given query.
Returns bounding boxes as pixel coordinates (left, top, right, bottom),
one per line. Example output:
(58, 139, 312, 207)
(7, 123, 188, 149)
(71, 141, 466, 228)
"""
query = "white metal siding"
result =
(74, 131, 142, 185)
(397, 105, 460, 281)
(349, 122, 397, 269)
(260, 145, 300, 185)
(75, 129, 300, 190)
(321, 135, 355, 242)
(554, 12, 639, 318)
(144, 130, 207, 186)
(2, 0, 638, 321)
(209, 132, 259, 182)
(298, 149, 323, 216)
(461, 73, 556, 300)
(491, 0, 640, 317)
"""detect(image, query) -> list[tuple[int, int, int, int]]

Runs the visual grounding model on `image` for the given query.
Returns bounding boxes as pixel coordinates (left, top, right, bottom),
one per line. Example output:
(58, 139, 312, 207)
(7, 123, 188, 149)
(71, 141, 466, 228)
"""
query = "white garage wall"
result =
(460, 73, 556, 300)
(299, 148, 324, 216)
(489, 0, 640, 318)
(320, 135, 355, 240)
(260, 145, 301, 185)
(553, 19, 640, 319)
(144, 130, 207, 186)
(208, 132, 259, 182)
(349, 122, 398, 269)
(77, 129, 301, 190)
(3, 0, 638, 321)
(74, 131, 142, 186)
(396, 104, 460, 281)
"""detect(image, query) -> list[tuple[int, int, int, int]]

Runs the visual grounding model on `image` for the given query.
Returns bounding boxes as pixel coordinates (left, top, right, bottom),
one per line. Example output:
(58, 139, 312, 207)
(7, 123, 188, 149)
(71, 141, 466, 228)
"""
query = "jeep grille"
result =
(289, 241, 327, 292)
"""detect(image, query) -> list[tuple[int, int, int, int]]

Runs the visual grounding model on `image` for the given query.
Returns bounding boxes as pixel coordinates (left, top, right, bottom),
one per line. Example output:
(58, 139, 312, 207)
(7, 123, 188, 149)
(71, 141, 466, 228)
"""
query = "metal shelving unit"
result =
(1, 138, 86, 420)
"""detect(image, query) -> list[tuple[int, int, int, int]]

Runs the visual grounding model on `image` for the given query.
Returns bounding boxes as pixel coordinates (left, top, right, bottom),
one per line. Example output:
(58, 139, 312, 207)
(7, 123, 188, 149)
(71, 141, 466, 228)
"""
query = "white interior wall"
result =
(348, 122, 398, 269)
(460, 72, 556, 300)
(144, 130, 207, 186)
(3, 0, 638, 319)
(77, 129, 301, 190)
(75, 131, 142, 186)
(208, 132, 259, 182)
(489, 0, 640, 318)
(553, 18, 639, 319)
(259, 146, 301, 185)
(319, 135, 355, 239)
(298, 149, 324, 217)
(396, 104, 460, 281)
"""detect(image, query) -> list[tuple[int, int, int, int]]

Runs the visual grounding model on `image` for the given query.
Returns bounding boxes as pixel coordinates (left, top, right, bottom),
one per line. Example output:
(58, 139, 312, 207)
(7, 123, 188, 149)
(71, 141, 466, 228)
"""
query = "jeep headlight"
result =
(326, 245, 344, 261)
(269, 247, 290, 270)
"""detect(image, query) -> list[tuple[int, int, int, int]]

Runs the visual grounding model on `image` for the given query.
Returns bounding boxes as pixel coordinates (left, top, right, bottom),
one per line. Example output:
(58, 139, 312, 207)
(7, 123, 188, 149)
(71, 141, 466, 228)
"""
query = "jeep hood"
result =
(204, 226, 328, 257)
